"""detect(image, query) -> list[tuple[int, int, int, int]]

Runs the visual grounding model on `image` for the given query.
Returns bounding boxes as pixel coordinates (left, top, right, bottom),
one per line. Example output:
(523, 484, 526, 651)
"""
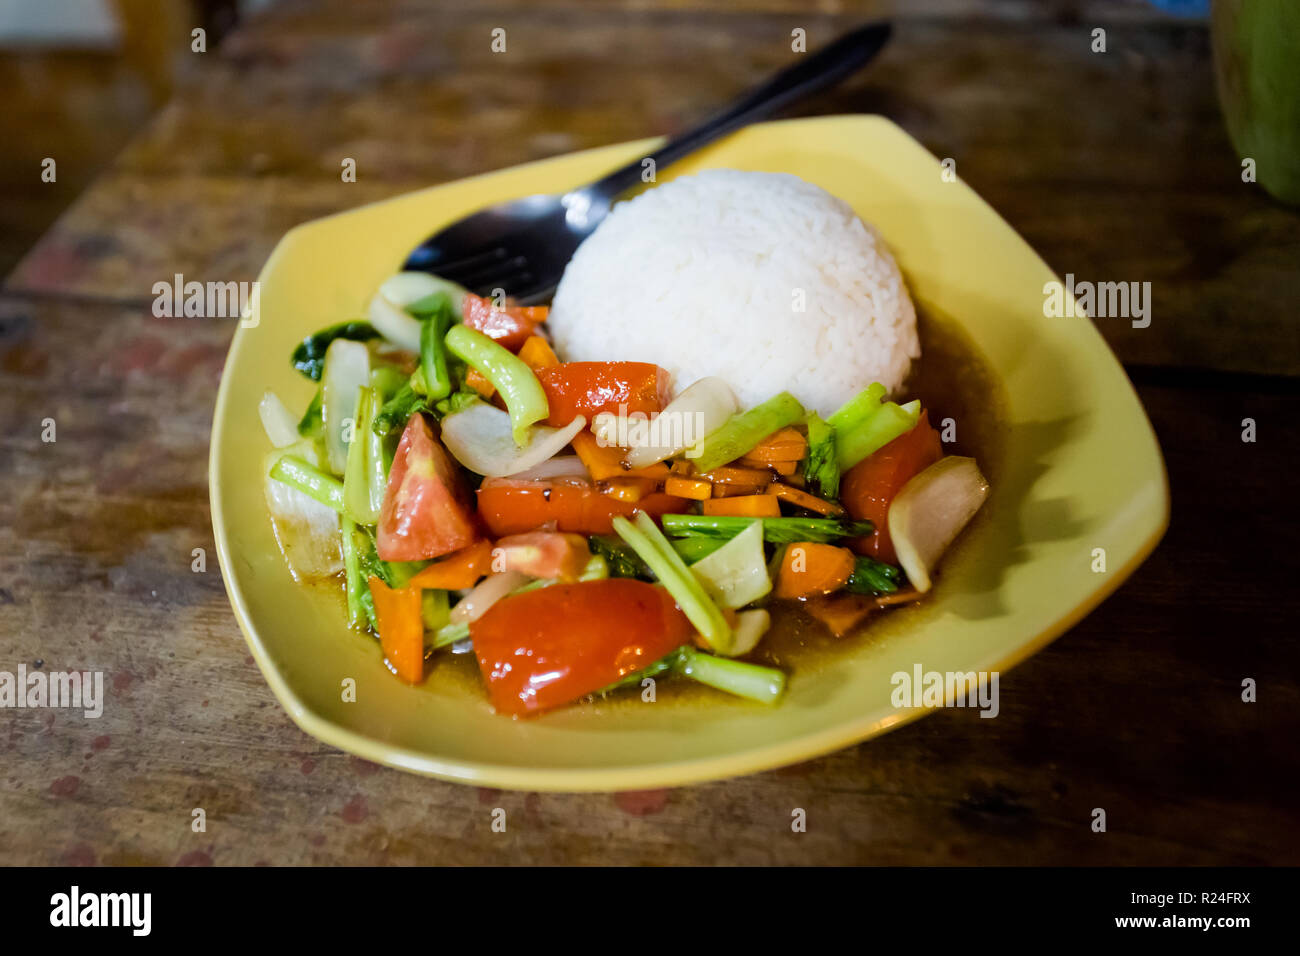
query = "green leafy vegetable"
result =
(373, 381, 430, 436)
(589, 535, 652, 579)
(689, 391, 805, 473)
(803, 412, 839, 499)
(291, 321, 380, 381)
(297, 388, 324, 440)
(844, 555, 904, 596)
(660, 514, 873, 545)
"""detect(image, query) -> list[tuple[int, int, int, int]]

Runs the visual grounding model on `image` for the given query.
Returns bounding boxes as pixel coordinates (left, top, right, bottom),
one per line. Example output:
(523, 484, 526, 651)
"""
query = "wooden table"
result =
(2, 0, 1297, 866)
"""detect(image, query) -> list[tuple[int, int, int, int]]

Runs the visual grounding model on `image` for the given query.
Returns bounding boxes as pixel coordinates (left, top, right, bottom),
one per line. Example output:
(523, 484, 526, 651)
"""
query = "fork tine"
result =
(449, 254, 531, 289)
(424, 246, 509, 280)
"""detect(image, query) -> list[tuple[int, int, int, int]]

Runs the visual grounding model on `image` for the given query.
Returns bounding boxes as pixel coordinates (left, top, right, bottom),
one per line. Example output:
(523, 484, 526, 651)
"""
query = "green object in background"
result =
(1213, 0, 1300, 205)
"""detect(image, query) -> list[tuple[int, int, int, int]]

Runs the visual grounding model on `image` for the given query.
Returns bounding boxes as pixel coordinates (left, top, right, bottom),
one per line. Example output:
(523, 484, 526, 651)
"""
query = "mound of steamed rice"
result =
(547, 169, 919, 416)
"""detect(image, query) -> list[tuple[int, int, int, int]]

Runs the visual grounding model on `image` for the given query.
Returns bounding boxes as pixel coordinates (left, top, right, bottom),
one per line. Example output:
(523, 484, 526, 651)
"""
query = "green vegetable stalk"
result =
(660, 514, 873, 544)
(689, 391, 805, 473)
(269, 455, 345, 513)
(676, 647, 785, 704)
(834, 399, 920, 471)
(341, 519, 366, 629)
(612, 512, 732, 654)
(417, 296, 455, 401)
(803, 412, 839, 500)
(444, 324, 549, 444)
(343, 386, 385, 524)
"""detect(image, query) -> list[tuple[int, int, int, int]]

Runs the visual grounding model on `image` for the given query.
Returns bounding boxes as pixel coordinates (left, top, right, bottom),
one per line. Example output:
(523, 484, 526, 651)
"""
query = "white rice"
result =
(547, 169, 919, 416)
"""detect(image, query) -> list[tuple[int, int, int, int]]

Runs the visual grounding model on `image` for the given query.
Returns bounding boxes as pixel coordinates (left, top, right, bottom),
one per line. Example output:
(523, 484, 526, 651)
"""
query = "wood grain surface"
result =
(1, 0, 1297, 865)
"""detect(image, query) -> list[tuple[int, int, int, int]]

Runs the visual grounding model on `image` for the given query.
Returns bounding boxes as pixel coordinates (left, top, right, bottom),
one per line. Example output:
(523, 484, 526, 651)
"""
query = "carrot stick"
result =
(775, 542, 855, 599)
(407, 539, 494, 590)
(597, 478, 659, 502)
(368, 577, 426, 683)
(742, 427, 807, 464)
(466, 367, 496, 399)
(571, 430, 669, 481)
(701, 495, 781, 518)
(700, 465, 773, 487)
(770, 482, 845, 516)
(518, 335, 560, 370)
(664, 476, 712, 500)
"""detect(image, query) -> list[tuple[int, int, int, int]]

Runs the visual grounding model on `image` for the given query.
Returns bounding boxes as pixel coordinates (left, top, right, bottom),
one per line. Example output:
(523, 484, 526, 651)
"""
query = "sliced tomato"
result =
(471, 579, 693, 716)
(476, 477, 687, 536)
(840, 411, 943, 563)
(461, 293, 547, 352)
(377, 414, 478, 561)
(534, 362, 671, 426)
(492, 531, 591, 581)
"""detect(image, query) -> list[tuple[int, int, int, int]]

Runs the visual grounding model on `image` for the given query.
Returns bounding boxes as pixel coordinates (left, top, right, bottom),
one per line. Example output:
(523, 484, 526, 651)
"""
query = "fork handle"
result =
(580, 20, 893, 205)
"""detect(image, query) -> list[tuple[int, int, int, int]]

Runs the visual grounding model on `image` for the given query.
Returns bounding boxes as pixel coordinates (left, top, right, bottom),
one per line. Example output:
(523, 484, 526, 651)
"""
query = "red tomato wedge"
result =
(461, 293, 547, 352)
(377, 414, 478, 561)
(840, 411, 943, 564)
(471, 579, 693, 716)
(476, 477, 687, 536)
(368, 577, 425, 683)
(492, 531, 591, 581)
(534, 362, 671, 427)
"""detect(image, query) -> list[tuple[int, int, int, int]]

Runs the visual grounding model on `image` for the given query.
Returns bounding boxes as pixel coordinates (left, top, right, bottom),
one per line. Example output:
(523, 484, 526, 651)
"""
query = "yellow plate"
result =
(210, 115, 1168, 791)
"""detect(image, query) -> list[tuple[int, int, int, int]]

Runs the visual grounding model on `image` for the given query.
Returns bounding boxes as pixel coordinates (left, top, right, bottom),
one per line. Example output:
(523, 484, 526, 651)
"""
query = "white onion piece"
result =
(450, 571, 529, 624)
(887, 456, 989, 593)
(506, 454, 590, 482)
(441, 403, 586, 478)
(367, 292, 423, 353)
(626, 376, 739, 468)
(258, 390, 299, 448)
(379, 272, 467, 316)
(264, 448, 342, 581)
(321, 339, 370, 474)
(728, 608, 771, 658)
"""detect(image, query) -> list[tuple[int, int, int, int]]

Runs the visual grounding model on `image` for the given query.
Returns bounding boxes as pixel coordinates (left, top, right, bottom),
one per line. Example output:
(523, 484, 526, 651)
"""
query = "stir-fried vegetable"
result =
(775, 542, 856, 599)
(444, 325, 550, 444)
(321, 338, 371, 474)
(887, 455, 989, 593)
(440, 402, 586, 478)
(368, 576, 425, 683)
(291, 321, 379, 381)
(342, 386, 386, 524)
(660, 513, 873, 545)
(470, 578, 693, 716)
(461, 293, 546, 351)
(840, 411, 943, 563)
(688, 519, 772, 610)
(612, 512, 732, 654)
(266, 268, 991, 716)
(417, 295, 456, 401)
(803, 413, 839, 499)
(535, 362, 671, 427)
(269, 454, 345, 513)
(376, 414, 477, 561)
(689, 391, 806, 473)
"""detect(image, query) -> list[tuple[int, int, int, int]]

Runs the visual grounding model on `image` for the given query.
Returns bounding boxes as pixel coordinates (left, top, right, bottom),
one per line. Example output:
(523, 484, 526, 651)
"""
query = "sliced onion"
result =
(728, 608, 771, 657)
(379, 272, 467, 317)
(506, 454, 589, 482)
(450, 571, 529, 624)
(321, 338, 370, 474)
(887, 456, 989, 593)
(264, 447, 342, 581)
(626, 376, 739, 468)
(258, 389, 299, 448)
(441, 402, 586, 478)
(367, 292, 423, 353)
